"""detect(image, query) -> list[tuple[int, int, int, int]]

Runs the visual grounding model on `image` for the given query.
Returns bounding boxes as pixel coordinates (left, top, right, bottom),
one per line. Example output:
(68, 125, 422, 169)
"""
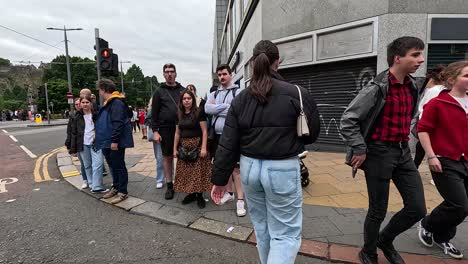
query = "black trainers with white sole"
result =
(417, 221, 433, 247)
(435, 241, 463, 259)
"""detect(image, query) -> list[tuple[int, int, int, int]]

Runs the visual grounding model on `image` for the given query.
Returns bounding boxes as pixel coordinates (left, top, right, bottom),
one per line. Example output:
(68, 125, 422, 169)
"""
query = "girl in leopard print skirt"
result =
(173, 89, 212, 208)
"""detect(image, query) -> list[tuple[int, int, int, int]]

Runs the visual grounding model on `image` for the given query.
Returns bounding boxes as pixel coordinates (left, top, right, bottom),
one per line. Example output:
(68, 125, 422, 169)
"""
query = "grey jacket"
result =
(340, 69, 420, 164)
(205, 83, 239, 134)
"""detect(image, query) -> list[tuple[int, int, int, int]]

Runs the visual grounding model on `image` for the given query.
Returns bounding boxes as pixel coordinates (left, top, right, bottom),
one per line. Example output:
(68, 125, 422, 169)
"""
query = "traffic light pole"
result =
(63, 27, 73, 112)
(94, 28, 103, 106)
(95, 28, 102, 81)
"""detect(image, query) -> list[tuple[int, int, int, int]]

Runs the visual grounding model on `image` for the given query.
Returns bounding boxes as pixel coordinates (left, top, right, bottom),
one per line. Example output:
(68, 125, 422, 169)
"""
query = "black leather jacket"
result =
(340, 69, 420, 164)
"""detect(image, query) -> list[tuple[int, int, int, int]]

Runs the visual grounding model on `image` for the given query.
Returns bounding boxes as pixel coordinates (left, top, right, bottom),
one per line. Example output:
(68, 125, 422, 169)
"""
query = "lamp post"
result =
(46, 26, 83, 111)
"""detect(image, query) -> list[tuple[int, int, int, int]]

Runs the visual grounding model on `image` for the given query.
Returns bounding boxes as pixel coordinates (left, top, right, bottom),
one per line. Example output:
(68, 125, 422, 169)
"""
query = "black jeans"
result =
(362, 141, 426, 254)
(102, 148, 128, 194)
(414, 141, 425, 169)
(422, 157, 468, 243)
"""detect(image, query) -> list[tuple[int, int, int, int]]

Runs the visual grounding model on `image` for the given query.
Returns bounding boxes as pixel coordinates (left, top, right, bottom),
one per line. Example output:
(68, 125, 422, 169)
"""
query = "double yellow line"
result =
(34, 146, 66, 182)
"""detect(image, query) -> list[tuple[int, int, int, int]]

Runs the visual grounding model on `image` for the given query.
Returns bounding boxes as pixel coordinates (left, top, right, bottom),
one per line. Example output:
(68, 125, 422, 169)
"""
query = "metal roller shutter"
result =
(427, 44, 468, 70)
(279, 57, 377, 151)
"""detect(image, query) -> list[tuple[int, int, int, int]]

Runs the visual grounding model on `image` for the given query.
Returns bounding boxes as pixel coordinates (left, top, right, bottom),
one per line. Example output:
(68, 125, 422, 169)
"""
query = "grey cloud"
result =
(0, 0, 215, 94)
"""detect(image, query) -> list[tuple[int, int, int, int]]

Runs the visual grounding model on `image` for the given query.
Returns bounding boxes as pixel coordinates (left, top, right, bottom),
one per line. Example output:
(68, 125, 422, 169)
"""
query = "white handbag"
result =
(295, 85, 310, 137)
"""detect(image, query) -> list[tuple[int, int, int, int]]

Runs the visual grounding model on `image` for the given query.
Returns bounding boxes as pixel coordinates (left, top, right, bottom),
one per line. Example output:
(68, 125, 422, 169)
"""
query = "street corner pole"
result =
(63, 26, 73, 112)
(95, 28, 104, 106)
(44, 83, 50, 124)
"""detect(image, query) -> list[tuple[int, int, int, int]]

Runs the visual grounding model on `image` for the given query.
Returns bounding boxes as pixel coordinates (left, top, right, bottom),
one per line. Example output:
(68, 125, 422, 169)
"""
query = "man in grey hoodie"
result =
(205, 64, 246, 217)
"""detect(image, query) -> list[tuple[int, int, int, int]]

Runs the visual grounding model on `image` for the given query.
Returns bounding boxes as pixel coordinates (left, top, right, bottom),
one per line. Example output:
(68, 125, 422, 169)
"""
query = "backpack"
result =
(206, 87, 239, 131)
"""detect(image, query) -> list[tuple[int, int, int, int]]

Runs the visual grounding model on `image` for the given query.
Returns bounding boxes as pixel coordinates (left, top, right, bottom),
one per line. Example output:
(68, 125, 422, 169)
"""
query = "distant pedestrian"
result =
(211, 40, 320, 264)
(132, 109, 139, 132)
(413, 65, 446, 168)
(69, 95, 106, 193)
(139, 108, 147, 139)
(341, 36, 427, 264)
(95, 79, 134, 204)
(417, 61, 468, 259)
(65, 97, 88, 189)
(173, 89, 212, 209)
(151, 63, 184, 200)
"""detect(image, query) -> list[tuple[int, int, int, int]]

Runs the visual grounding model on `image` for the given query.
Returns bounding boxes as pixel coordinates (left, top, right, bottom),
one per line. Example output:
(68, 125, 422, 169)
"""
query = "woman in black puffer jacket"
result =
(211, 40, 320, 264)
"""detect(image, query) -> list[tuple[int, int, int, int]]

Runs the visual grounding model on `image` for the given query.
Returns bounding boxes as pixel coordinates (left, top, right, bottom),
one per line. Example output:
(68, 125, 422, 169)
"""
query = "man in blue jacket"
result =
(95, 79, 134, 204)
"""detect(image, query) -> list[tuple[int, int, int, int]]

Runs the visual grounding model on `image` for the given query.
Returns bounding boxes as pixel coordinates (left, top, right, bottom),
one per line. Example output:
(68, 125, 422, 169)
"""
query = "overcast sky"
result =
(0, 0, 216, 96)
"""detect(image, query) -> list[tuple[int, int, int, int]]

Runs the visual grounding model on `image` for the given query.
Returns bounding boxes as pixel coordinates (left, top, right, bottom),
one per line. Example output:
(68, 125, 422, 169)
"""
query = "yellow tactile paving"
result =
(126, 135, 444, 212)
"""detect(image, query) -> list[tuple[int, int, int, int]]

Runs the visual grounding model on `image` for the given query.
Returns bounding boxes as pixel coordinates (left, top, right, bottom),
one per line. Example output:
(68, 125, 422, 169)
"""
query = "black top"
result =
(151, 82, 185, 129)
(178, 108, 207, 138)
(211, 71, 321, 186)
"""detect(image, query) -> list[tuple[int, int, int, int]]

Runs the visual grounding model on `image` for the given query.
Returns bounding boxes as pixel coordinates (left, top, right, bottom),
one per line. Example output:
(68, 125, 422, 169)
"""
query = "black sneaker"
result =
(196, 193, 206, 209)
(165, 187, 174, 200)
(435, 241, 463, 259)
(418, 221, 433, 247)
(358, 250, 378, 264)
(376, 239, 405, 264)
(182, 193, 197, 205)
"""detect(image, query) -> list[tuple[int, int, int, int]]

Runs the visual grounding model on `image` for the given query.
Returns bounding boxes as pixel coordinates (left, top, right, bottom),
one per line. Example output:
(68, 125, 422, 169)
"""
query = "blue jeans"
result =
(240, 155, 302, 264)
(102, 148, 128, 194)
(152, 141, 165, 184)
(79, 145, 104, 191)
(77, 152, 87, 181)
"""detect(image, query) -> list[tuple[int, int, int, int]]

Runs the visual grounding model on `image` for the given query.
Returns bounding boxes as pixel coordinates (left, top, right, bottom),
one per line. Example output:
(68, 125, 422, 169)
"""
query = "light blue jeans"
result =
(77, 152, 87, 181)
(79, 145, 104, 191)
(152, 141, 165, 184)
(240, 155, 302, 264)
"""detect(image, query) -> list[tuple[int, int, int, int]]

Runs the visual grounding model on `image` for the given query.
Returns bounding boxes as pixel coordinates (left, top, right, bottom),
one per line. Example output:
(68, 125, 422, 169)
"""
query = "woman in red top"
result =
(139, 108, 147, 139)
(417, 61, 468, 259)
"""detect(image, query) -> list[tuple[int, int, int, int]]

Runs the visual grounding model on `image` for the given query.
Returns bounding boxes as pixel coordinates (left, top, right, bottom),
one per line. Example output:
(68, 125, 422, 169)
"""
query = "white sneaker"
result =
(156, 182, 163, 189)
(219, 192, 235, 205)
(81, 180, 89, 189)
(236, 200, 247, 217)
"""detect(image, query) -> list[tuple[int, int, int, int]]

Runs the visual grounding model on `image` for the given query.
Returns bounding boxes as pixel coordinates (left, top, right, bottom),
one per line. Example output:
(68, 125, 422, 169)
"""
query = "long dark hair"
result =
(178, 89, 198, 121)
(249, 40, 280, 104)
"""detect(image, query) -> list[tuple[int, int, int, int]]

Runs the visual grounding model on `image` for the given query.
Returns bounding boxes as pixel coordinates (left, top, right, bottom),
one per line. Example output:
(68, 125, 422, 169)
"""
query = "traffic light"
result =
(112, 53, 119, 76)
(100, 47, 113, 72)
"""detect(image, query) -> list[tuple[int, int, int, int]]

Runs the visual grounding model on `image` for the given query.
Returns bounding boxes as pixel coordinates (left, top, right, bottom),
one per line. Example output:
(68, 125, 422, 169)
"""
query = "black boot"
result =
(165, 182, 174, 200)
(377, 237, 405, 264)
(182, 193, 197, 205)
(358, 250, 378, 264)
(196, 193, 206, 209)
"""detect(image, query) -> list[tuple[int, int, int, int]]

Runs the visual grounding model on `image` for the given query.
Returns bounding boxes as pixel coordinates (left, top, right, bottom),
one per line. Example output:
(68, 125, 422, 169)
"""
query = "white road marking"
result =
(0, 178, 19, 193)
(9, 135, 18, 142)
(6, 199, 16, 203)
(33, 188, 40, 191)
(2, 129, 7, 133)
(19, 145, 37, 158)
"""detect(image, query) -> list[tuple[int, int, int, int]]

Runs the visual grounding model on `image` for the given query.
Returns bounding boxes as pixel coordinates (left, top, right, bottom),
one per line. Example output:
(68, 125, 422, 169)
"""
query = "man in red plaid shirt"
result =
(340, 37, 426, 264)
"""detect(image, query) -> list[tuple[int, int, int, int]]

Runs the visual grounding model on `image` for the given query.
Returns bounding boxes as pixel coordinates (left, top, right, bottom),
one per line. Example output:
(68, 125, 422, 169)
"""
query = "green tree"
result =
(37, 80, 68, 112)
(123, 64, 146, 107)
(0, 57, 10, 66)
(42, 55, 98, 98)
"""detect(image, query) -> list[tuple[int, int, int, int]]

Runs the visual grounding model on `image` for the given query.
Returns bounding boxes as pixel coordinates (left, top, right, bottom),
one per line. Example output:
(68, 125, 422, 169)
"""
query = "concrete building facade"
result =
(212, 0, 468, 151)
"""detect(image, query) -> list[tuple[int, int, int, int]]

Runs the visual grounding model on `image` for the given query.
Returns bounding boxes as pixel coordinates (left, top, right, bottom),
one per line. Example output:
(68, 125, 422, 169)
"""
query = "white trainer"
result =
(156, 182, 163, 189)
(81, 180, 89, 189)
(220, 192, 235, 205)
(236, 200, 247, 217)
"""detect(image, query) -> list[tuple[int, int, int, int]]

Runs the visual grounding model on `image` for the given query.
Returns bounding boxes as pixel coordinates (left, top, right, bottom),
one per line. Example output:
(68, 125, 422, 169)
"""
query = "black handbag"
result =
(177, 139, 202, 162)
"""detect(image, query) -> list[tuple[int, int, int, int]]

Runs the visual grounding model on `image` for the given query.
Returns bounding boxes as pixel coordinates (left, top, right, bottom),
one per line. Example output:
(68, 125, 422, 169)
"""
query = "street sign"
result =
(67, 92, 73, 104)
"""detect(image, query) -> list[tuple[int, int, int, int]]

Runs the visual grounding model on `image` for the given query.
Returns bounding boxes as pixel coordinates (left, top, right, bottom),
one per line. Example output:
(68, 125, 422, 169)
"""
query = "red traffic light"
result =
(101, 49, 111, 58)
